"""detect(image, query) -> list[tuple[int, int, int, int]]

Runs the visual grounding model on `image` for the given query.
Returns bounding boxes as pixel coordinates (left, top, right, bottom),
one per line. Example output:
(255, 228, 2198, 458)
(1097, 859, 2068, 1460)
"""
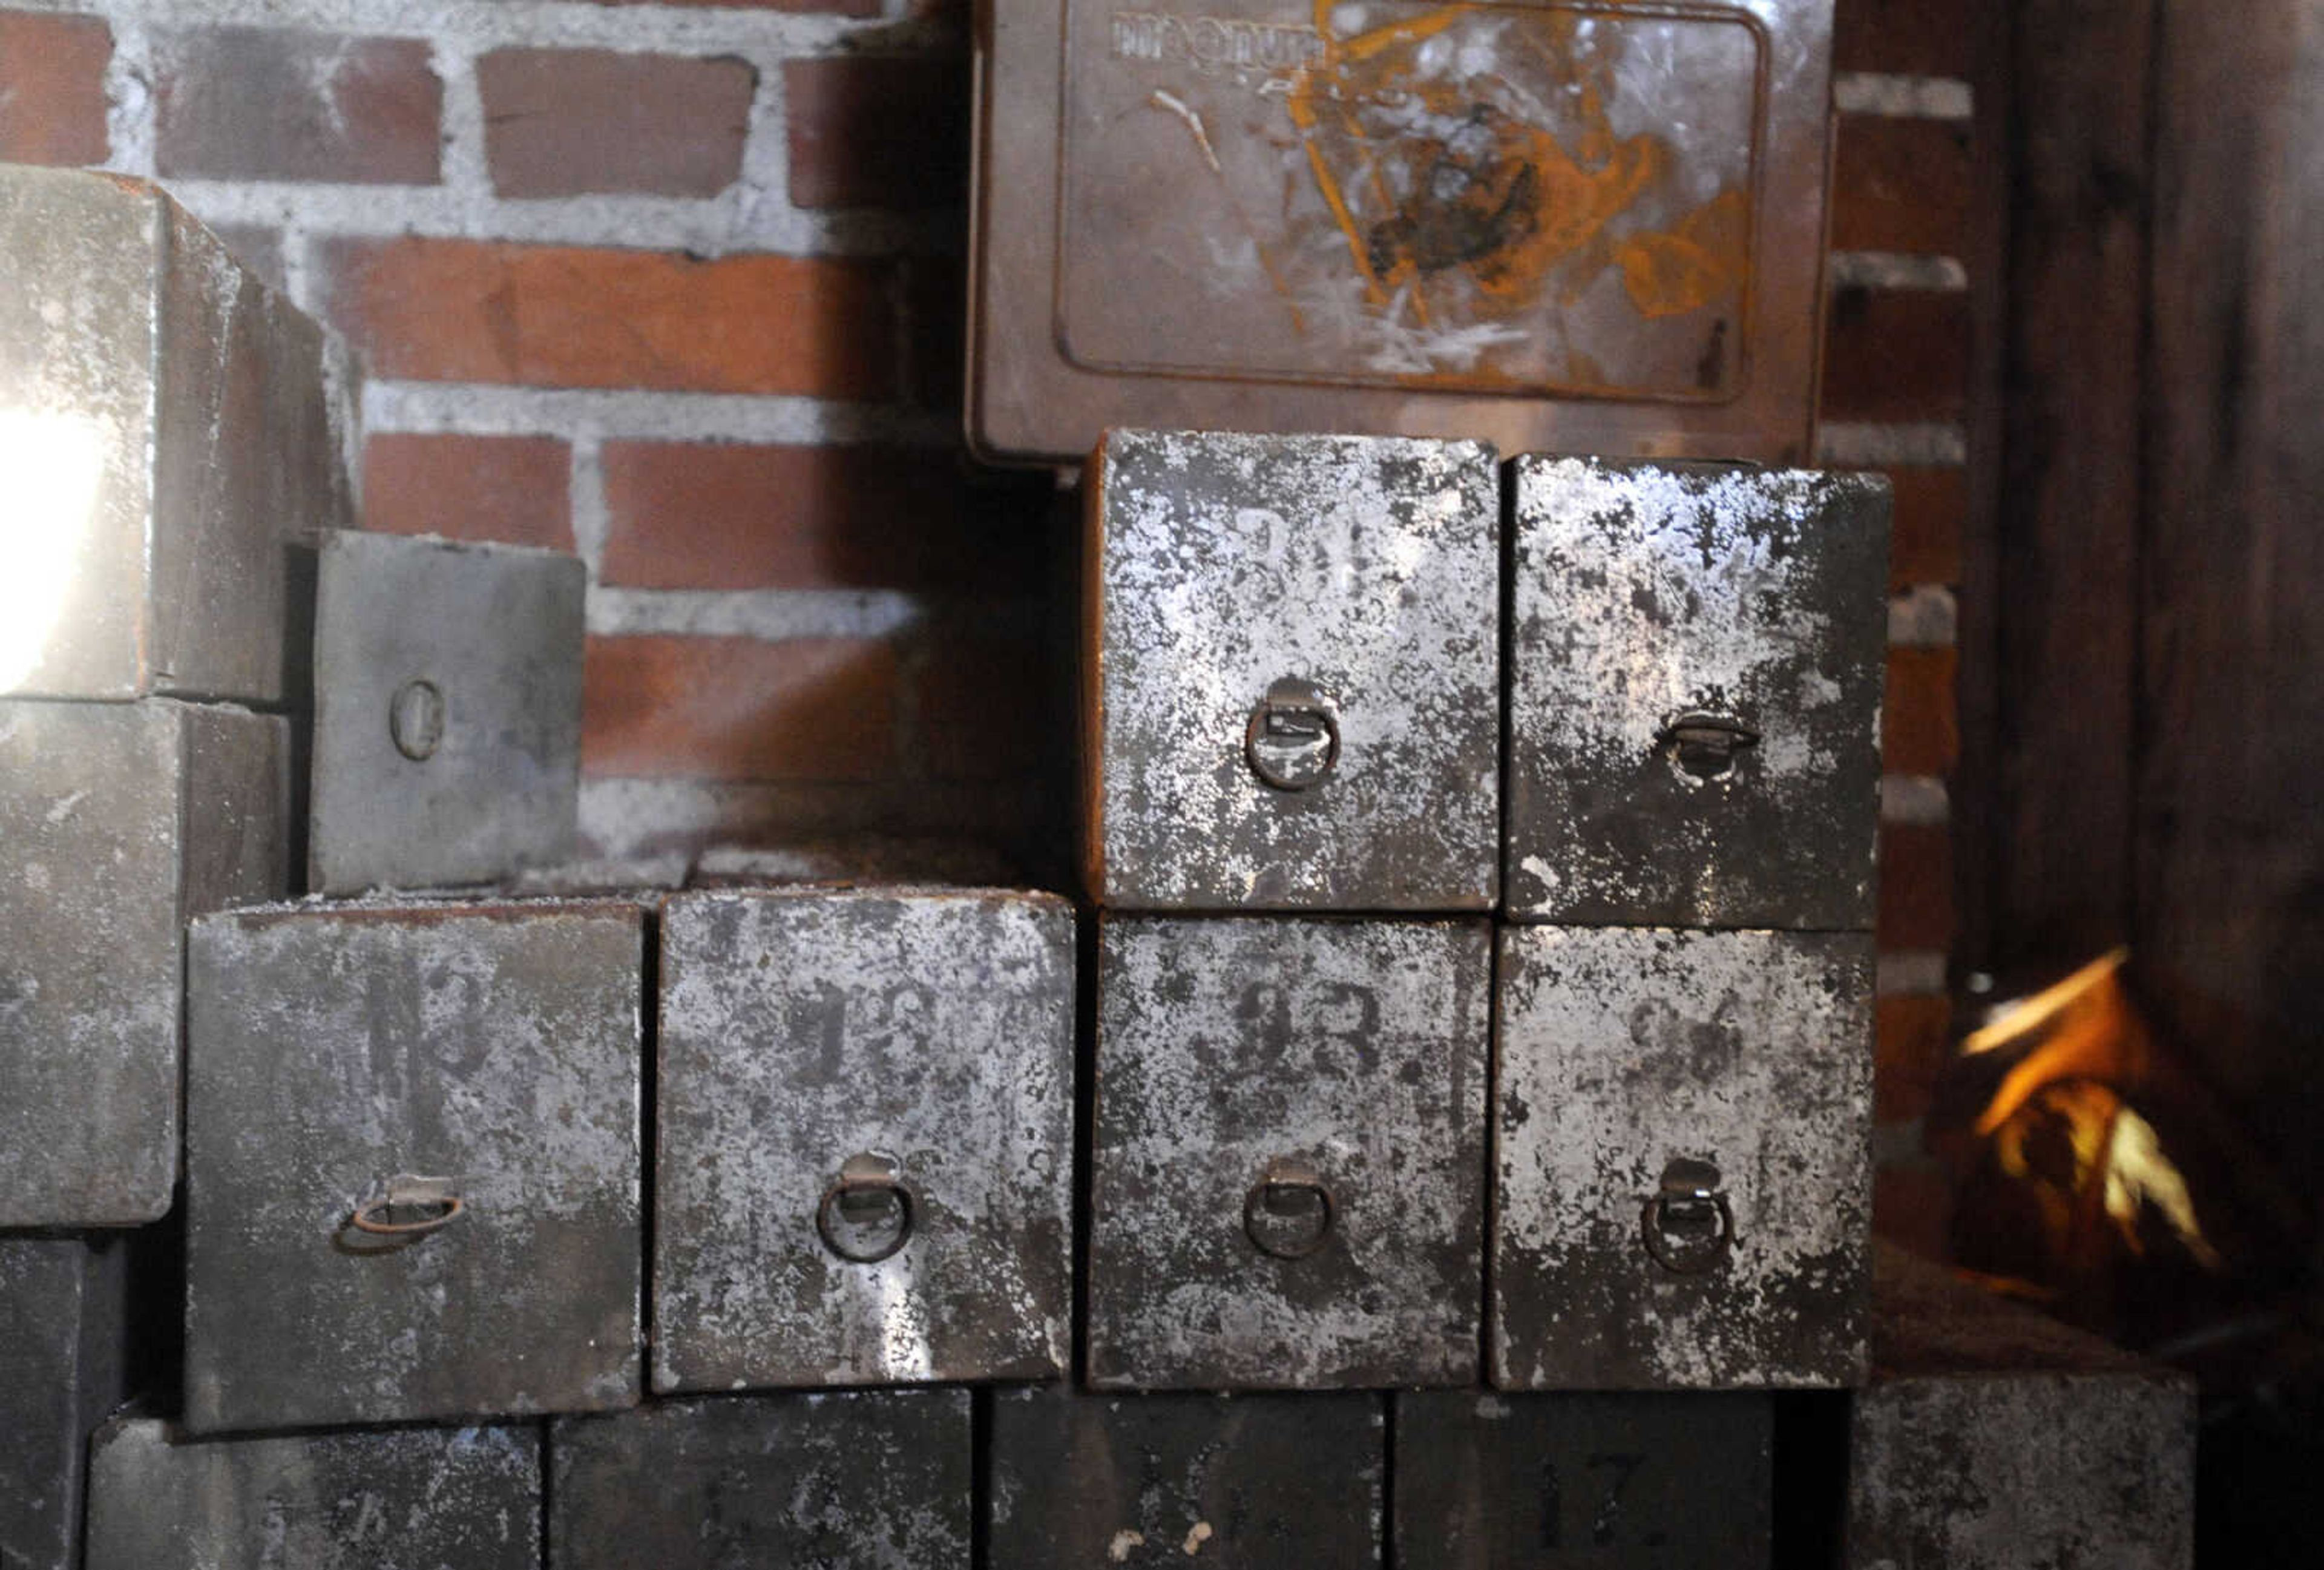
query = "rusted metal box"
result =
(1394, 1390, 1774, 1567)
(86, 1416, 540, 1570)
(1, 698, 290, 1227)
(1085, 430, 1499, 911)
(0, 165, 351, 703)
(1493, 925, 1873, 1388)
(1845, 1244, 2196, 1570)
(551, 1390, 972, 1567)
(654, 887, 1076, 1391)
(970, 2, 1840, 465)
(182, 900, 645, 1431)
(1088, 915, 1489, 1388)
(1506, 457, 1889, 929)
(0, 1238, 130, 1570)
(310, 530, 585, 895)
(987, 1387, 1384, 1566)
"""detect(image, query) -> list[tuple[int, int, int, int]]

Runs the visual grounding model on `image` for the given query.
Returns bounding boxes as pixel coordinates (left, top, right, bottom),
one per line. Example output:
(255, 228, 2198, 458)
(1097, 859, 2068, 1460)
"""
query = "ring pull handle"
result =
(350, 1174, 464, 1237)
(1640, 1157, 1735, 1275)
(816, 1152, 916, 1264)
(1243, 1158, 1335, 1260)
(1246, 677, 1342, 792)
(1658, 712, 1760, 781)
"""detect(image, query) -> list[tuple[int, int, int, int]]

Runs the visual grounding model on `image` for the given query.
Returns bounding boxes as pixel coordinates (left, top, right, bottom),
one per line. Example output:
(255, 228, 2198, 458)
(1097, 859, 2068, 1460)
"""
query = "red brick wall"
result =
(2, 0, 1975, 1242)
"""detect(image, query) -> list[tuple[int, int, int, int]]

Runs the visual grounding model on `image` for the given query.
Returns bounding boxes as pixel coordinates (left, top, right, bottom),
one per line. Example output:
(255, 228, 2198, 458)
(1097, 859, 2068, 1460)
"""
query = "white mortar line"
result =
(1877, 951, 1949, 997)
(1816, 422, 1968, 468)
(361, 381, 955, 445)
(586, 587, 933, 642)
(1833, 72, 1974, 121)
(568, 432, 610, 580)
(1828, 252, 1969, 292)
(1881, 775, 1951, 826)
(1889, 585, 1958, 648)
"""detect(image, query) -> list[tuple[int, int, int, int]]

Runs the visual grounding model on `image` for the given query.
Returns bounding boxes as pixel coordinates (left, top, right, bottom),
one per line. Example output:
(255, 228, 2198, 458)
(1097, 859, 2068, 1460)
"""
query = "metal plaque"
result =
(988, 1387, 1384, 1567)
(86, 1417, 539, 1570)
(654, 887, 1076, 1391)
(1088, 915, 1489, 1388)
(0, 1238, 130, 1570)
(1845, 1244, 2196, 1570)
(1085, 430, 1498, 911)
(310, 530, 584, 895)
(0, 165, 352, 702)
(1492, 925, 1872, 1388)
(1, 698, 289, 1227)
(1506, 457, 1889, 929)
(971, 1, 1837, 464)
(1394, 1390, 1773, 1567)
(551, 1390, 972, 1568)
(183, 900, 645, 1431)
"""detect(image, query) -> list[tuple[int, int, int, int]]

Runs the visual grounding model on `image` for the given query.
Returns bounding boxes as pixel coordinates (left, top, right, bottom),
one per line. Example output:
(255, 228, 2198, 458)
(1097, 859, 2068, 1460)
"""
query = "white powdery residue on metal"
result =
(1495, 925, 1872, 1388)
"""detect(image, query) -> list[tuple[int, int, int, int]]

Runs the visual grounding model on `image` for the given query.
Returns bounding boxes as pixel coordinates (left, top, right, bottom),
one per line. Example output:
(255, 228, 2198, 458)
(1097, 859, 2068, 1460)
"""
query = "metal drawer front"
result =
(550, 1390, 972, 1568)
(654, 888, 1076, 1390)
(1493, 925, 1873, 1388)
(0, 165, 350, 703)
(1089, 915, 1489, 1388)
(183, 901, 645, 1431)
(1394, 1390, 1774, 1568)
(0, 698, 289, 1227)
(310, 531, 585, 895)
(987, 1387, 1384, 1568)
(0, 1238, 130, 1570)
(1506, 458, 1889, 930)
(1086, 429, 1500, 911)
(86, 1417, 539, 1570)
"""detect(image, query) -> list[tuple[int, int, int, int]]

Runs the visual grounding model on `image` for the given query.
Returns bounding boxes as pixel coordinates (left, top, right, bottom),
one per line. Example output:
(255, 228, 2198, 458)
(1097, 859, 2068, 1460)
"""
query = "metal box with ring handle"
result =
(549, 1390, 971, 1568)
(1393, 1389, 1776, 1568)
(1087, 915, 1489, 1388)
(308, 530, 585, 896)
(1491, 924, 1873, 1388)
(181, 899, 645, 1432)
(986, 1386, 1384, 1567)
(1082, 428, 1500, 911)
(652, 887, 1076, 1391)
(1505, 456, 1890, 930)
(85, 1416, 539, 1570)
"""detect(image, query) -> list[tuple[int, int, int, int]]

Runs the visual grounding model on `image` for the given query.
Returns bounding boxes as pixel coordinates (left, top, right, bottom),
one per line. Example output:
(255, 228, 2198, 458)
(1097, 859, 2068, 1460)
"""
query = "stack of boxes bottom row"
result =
(5, 165, 2196, 1569)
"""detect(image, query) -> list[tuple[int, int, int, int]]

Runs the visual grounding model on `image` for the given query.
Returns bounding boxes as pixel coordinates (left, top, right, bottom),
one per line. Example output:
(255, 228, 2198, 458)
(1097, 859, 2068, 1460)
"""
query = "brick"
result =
(1885, 644, 1959, 776)
(1831, 113, 1972, 256)
(599, 440, 1044, 591)
(1873, 1163, 1954, 1259)
(1879, 821, 1955, 953)
(1879, 467, 1966, 589)
(153, 27, 440, 185)
(1821, 286, 1970, 423)
(582, 635, 898, 781)
(1834, 0, 1975, 79)
(914, 632, 1048, 782)
(363, 433, 574, 551)
(479, 48, 756, 199)
(316, 238, 894, 397)
(205, 224, 287, 297)
(1876, 993, 1955, 1125)
(785, 56, 968, 209)
(0, 11, 111, 166)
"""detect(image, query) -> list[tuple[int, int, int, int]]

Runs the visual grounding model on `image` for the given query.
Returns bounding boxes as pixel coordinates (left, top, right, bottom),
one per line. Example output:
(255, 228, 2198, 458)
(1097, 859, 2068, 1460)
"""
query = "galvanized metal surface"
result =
(1394, 1390, 1773, 1568)
(85, 1416, 539, 1570)
(971, 1, 1838, 464)
(0, 698, 289, 1227)
(987, 1387, 1384, 1567)
(1493, 925, 1873, 1388)
(654, 887, 1076, 1391)
(0, 164, 350, 702)
(1086, 430, 1498, 911)
(182, 900, 645, 1431)
(1506, 458, 1891, 930)
(551, 1390, 972, 1568)
(309, 530, 584, 895)
(1843, 1243, 2195, 1569)
(1088, 916, 1489, 1388)
(0, 1238, 130, 1570)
